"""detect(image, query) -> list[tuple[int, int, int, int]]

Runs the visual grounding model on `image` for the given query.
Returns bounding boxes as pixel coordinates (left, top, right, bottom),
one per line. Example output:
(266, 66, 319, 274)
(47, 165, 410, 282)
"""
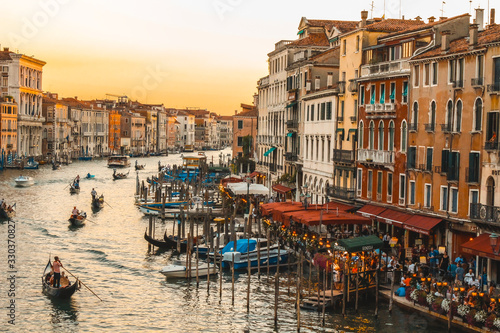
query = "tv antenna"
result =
(441, 1, 446, 17)
(370, 0, 375, 19)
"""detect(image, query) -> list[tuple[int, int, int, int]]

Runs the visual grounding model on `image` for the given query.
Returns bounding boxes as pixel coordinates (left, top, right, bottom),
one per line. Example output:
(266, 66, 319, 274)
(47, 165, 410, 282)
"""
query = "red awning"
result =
(272, 184, 294, 194)
(403, 215, 442, 236)
(378, 208, 413, 226)
(248, 171, 264, 178)
(461, 233, 500, 260)
(357, 204, 386, 217)
(221, 177, 243, 187)
(269, 202, 305, 222)
(298, 211, 371, 226)
(322, 201, 355, 212)
(260, 202, 284, 216)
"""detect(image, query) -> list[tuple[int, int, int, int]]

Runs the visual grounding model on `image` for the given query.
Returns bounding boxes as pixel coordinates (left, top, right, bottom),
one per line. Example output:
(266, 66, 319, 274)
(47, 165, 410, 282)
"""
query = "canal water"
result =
(0, 148, 462, 332)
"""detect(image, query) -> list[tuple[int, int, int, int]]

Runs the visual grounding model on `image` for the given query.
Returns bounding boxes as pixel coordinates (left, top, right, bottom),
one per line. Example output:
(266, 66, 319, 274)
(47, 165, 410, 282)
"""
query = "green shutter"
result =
(442, 150, 449, 173)
(426, 148, 433, 171)
(380, 85, 385, 104)
(390, 85, 395, 100)
(402, 83, 408, 97)
(370, 89, 375, 104)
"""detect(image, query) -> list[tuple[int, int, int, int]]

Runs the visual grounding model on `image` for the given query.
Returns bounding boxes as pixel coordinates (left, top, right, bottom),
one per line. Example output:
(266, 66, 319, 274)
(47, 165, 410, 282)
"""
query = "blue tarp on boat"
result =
(221, 239, 257, 254)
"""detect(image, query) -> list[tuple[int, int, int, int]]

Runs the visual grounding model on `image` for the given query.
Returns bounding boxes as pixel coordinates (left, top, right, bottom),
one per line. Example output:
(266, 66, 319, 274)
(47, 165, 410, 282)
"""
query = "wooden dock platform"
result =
(300, 285, 375, 310)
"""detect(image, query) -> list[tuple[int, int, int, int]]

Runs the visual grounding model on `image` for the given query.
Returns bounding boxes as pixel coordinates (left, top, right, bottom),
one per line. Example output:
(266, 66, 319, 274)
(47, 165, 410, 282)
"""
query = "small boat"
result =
(69, 183, 80, 194)
(68, 211, 87, 226)
(78, 156, 93, 161)
(135, 160, 145, 171)
(0, 203, 15, 220)
(85, 173, 95, 179)
(24, 158, 39, 169)
(42, 260, 79, 298)
(112, 169, 129, 180)
(159, 260, 218, 278)
(144, 230, 173, 249)
(108, 155, 130, 168)
(52, 163, 61, 170)
(92, 195, 104, 209)
(15, 175, 34, 187)
(164, 234, 189, 252)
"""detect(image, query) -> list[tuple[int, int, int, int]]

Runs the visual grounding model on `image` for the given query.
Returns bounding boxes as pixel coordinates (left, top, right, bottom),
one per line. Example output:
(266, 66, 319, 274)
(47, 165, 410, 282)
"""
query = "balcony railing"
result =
(485, 141, 500, 151)
(384, 103, 396, 112)
(441, 123, 452, 133)
(338, 116, 344, 122)
(425, 123, 436, 132)
(332, 149, 355, 163)
(350, 116, 357, 122)
(487, 83, 500, 93)
(365, 104, 374, 112)
(338, 81, 346, 94)
(471, 77, 484, 86)
(348, 80, 358, 93)
(286, 119, 298, 129)
(470, 203, 500, 224)
(360, 59, 410, 77)
(452, 80, 464, 89)
(375, 104, 384, 112)
(326, 185, 356, 200)
(408, 123, 418, 132)
(357, 149, 395, 165)
(285, 152, 298, 162)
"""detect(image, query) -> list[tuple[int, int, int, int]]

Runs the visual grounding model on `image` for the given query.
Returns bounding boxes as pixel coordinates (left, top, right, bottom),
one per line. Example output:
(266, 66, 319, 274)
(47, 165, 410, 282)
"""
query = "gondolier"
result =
(53, 256, 63, 288)
(72, 206, 79, 218)
(91, 188, 97, 200)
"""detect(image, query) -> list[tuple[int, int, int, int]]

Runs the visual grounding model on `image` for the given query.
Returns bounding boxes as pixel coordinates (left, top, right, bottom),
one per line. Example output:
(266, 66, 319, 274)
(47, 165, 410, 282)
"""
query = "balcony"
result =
(425, 123, 436, 132)
(375, 104, 384, 112)
(350, 116, 357, 122)
(470, 203, 500, 224)
(332, 149, 355, 163)
(348, 80, 358, 93)
(365, 104, 374, 112)
(384, 103, 396, 112)
(286, 119, 298, 129)
(408, 123, 418, 132)
(485, 141, 500, 151)
(452, 80, 464, 89)
(285, 152, 298, 162)
(357, 149, 395, 165)
(337, 116, 344, 122)
(338, 81, 346, 94)
(326, 185, 356, 200)
(18, 114, 45, 122)
(488, 83, 500, 93)
(471, 77, 484, 87)
(360, 59, 410, 78)
(441, 123, 452, 133)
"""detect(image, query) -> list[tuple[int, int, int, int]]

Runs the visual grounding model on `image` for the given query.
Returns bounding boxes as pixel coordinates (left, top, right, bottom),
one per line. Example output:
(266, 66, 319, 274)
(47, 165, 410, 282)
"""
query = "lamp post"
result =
(301, 183, 310, 210)
(490, 233, 499, 255)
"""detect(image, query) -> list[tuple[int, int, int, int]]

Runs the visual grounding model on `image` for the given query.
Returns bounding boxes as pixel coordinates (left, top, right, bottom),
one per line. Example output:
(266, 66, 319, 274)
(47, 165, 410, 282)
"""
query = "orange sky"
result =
(0, 0, 486, 115)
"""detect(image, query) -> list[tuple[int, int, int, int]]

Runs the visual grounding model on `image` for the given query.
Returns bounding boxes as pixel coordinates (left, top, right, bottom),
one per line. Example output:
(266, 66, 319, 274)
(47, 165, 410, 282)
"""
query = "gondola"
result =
(52, 163, 61, 170)
(0, 203, 15, 219)
(85, 173, 95, 179)
(112, 170, 129, 180)
(92, 195, 104, 209)
(42, 260, 79, 298)
(163, 234, 189, 252)
(68, 212, 86, 226)
(144, 230, 173, 249)
(135, 160, 145, 171)
(69, 183, 80, 194)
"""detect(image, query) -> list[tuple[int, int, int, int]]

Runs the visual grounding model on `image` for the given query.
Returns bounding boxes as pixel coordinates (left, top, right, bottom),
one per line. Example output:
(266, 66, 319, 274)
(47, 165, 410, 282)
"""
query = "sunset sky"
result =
(0, 0, 494, 115)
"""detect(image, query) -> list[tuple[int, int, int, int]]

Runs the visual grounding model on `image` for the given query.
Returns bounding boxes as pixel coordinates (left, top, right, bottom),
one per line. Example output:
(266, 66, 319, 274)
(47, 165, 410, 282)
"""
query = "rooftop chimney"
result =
(476, 8, 485, 30)
(469, 24, 479, 46)
(3, 47, 9, 52)
(491, 8, 496, 26)
(441, 30, 451, 52)
(428, 16, 436, 23)
(361, 10, 368, 28)
(415, 16, 422, 22)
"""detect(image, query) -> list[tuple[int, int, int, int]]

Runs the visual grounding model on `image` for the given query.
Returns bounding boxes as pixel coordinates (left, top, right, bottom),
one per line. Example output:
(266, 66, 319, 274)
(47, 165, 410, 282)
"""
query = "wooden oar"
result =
(105, 201, 113, 209)
(62, 266, 102, 301)
(64, 176, 77, 189)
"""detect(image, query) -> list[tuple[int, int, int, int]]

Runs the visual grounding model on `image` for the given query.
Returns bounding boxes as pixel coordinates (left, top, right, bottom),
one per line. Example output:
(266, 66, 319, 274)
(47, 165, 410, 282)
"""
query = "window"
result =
(357, 168, 363, 193)
(354, 69, 359, 78)
(412, 102, 418, 128)
(430, 101, 436, 131)
(402, 81, 408, 104)
(311, 104, 315, 121)
(380, 83, 385, 104)
(474, 99, 482, 131)
(450, 188, 458, 213)
(414, 65, 420, 87)
(401, 121, 407, 153)
(470, 190, 479, 216)
(340, 101, 344, 119)
(388, 121, 395, 151)
(446, 100, 453, 130)
(238, 120, 243, 129)
(369, 121, 375, 150)
(408, 146, 417, 169)
(358, 121, 364, 149)
(424, 63, 430, 86)
(486, 111, 499, 144)
(378, 121, 384, 150)
(468, 152, 480, 183)
(447, 151, 460, 181)
(387, 173, 393, 202)
(354, 100, 358, 121)
(441, 149, 450, 173)
(455, 100, 462, 132)
(432, 62, 438, 85)
(356, 36, 360, 52)
(368, 170, 373, 195)
(424, 184, 432, 208)
(377, 171, 383, 198)
(360, 86, 365, 105)
(440, 186, 449, 211)
(237, 137, 243, 146)
(457, 58, 464, 85)
(342, 39, 347, 55)
(370, 85, 376, 104)
(409, 180, 415, 205)
(449, 59, 456, 83)
(326, 102, 332, 120)
(307, 105, 310, 121)
(321, 103, 326, 120)
(426, 147, 433, 171)
(389, 82, 395, 103)
(477, 54, 484, 82)
(399, 174, 406, 204)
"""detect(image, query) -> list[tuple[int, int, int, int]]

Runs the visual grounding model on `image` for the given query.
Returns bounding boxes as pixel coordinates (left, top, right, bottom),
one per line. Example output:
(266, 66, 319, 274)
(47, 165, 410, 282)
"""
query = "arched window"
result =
(369, 121, 375, 150)
(446, 100, 453, 129)
(388, 121, 395, 151)
(474, 98, 482, 131)
(455, 100, 462, 132)
(378, 121, 384, 150)
(430, 101, 436, 131)
(358, 120, 364, 149)
(412, 101, 419, 129)
(401, 120, 407, 153)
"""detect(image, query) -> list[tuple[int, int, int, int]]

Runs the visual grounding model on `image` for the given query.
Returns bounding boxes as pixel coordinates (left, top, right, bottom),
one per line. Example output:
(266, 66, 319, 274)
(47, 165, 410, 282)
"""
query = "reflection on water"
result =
(0, 149, 465, 332)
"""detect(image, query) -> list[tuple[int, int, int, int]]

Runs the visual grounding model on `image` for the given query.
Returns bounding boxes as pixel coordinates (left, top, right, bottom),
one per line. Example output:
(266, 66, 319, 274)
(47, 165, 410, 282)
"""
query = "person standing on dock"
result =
(52, 256, 63, 288)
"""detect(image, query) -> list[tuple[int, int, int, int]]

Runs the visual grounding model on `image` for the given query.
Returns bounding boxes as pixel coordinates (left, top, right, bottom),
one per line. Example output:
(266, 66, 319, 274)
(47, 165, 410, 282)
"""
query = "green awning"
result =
(263, 147, 276, 157)
(336, 128, 345, 140)
(286, 101, 297, 108)
(297, 29, 305, 35)
(287, 132, 293, 137)
(335, 235, 384, 253)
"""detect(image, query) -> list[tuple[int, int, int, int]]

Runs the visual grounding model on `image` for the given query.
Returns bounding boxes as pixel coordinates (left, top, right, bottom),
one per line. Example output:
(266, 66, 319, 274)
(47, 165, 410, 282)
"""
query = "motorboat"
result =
(159, 260, 218, 278)
(108, 155, 130, 168)
(15, 175, 34, 187)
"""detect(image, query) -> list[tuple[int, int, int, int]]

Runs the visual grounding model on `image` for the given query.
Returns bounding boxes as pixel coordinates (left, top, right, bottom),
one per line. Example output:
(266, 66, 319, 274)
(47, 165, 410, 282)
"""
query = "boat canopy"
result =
(221, 239, 257, 254)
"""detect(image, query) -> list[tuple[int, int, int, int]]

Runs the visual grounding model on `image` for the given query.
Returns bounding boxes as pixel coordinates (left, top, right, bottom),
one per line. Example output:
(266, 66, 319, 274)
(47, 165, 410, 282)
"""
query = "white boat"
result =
(159, 260, 218, 278)
(14, 175, 34, 187)
(107, 155, 130, 168)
